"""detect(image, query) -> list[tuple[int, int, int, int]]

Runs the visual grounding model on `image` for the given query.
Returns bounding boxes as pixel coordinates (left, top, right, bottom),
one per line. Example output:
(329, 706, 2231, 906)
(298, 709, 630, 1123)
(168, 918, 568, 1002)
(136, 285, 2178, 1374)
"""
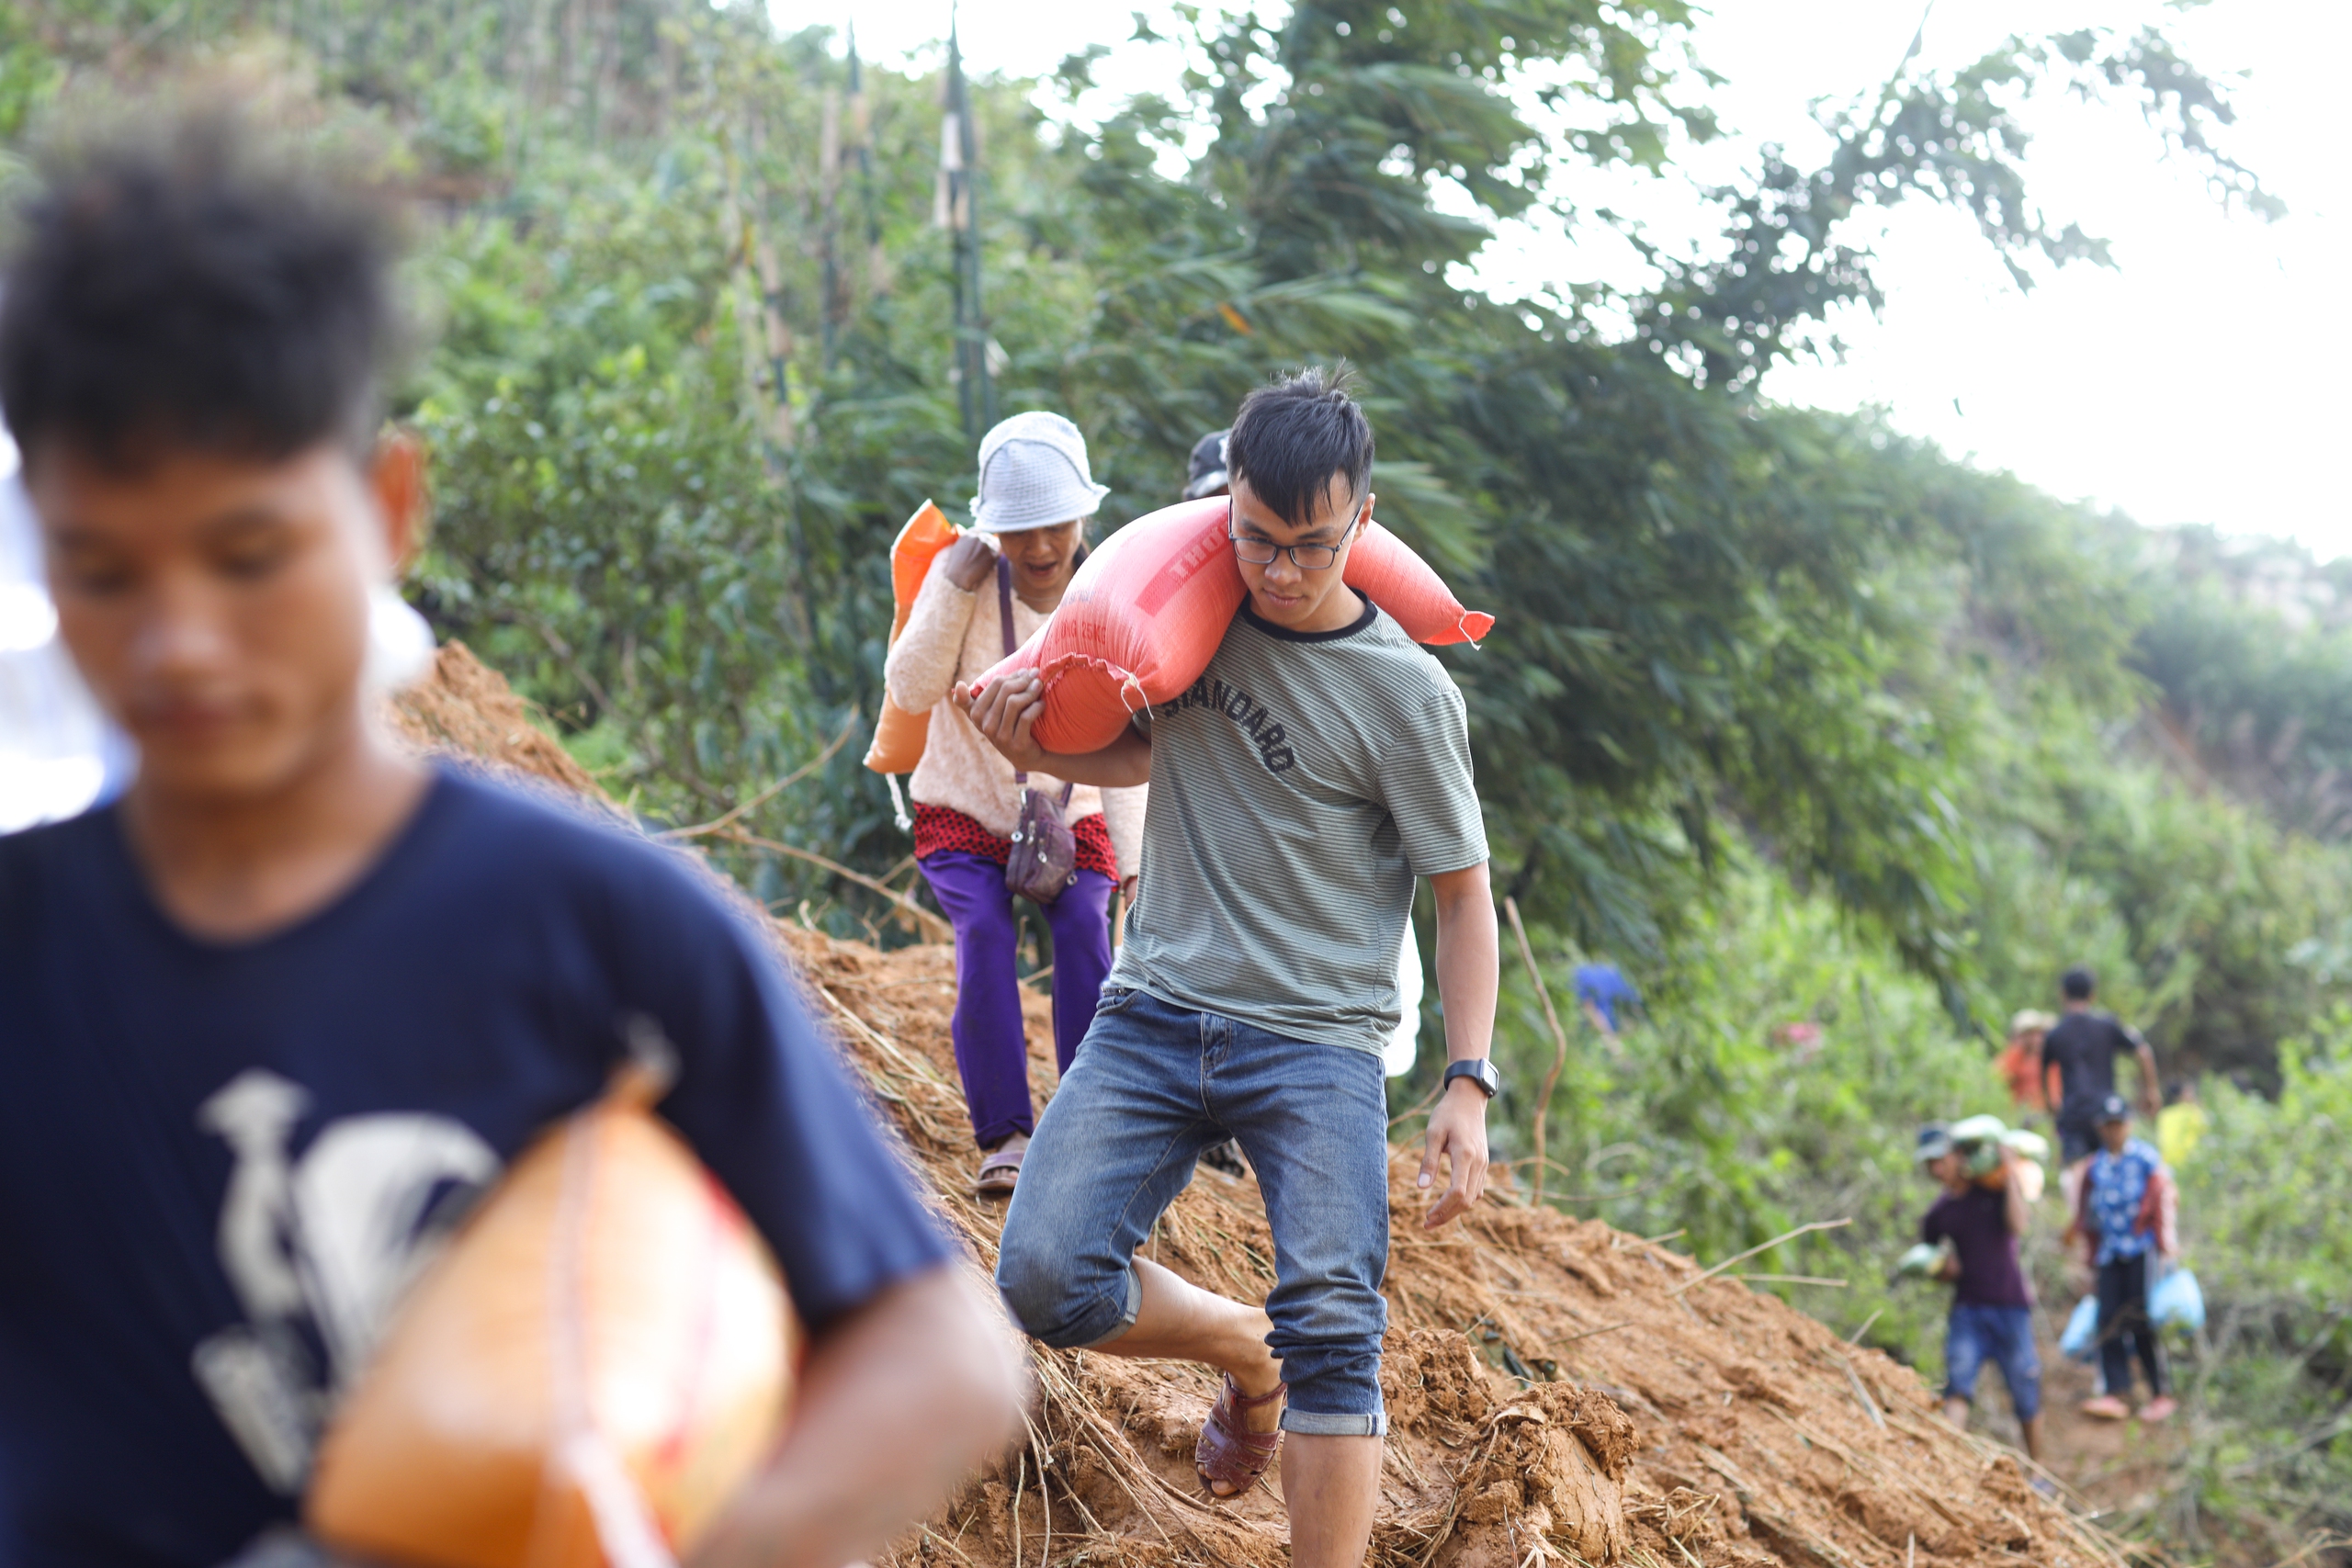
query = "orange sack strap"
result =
(968, 497, 1494, 755)
(864, 500, 965, 776)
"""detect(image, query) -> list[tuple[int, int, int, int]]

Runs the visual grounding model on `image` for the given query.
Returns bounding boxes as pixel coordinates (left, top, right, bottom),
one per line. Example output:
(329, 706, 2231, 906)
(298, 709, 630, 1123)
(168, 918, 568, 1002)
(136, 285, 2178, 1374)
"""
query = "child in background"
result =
(1916, 1124, 2045, 1461)
(2073, 1094, 2179, 1422)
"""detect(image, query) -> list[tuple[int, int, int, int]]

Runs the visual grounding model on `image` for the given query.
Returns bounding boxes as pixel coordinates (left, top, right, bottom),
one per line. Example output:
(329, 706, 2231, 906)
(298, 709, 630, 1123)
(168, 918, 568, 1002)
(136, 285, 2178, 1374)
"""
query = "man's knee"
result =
(995, 1209, 1137, 1348)
(1043, 878, 1113, 955)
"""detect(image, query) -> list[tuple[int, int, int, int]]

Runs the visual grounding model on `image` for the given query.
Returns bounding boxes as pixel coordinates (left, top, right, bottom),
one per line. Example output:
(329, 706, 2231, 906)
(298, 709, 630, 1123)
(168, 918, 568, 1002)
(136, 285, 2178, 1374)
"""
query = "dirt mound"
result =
(390, 649, 2132, 1568)
(387, 642, 605, 800)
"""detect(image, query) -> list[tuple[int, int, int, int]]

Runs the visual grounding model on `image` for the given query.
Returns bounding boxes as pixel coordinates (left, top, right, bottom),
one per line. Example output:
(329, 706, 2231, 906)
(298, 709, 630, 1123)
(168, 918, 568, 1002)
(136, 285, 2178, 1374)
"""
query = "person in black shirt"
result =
(2041, 965, 2159, 1168)
(0, 115, 1022, 1567)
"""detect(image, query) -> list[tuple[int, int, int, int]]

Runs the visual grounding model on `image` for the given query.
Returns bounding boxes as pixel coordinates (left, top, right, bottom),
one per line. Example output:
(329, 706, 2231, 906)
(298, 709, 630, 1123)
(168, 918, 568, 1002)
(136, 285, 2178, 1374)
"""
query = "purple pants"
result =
(919, 850, 1116, 1148)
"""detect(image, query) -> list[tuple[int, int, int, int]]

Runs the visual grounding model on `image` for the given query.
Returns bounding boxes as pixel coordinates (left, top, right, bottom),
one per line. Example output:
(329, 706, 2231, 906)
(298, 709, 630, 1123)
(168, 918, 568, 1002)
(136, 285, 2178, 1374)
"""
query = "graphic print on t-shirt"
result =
(190, 1068, 498, 1493)
(1168, 672, 1296, 773)
(1111, 604, 1487, 1058)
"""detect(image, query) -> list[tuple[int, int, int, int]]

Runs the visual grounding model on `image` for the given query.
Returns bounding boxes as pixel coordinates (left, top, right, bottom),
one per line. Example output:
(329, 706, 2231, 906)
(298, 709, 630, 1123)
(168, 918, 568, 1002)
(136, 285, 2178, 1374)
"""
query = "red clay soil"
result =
(390, 647, 2139, 1568)
(385, 642, 608, 802)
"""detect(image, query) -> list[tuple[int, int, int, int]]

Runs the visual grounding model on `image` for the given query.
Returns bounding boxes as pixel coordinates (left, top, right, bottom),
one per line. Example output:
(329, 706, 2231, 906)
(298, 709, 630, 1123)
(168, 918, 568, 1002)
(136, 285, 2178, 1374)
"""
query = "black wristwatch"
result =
(1443, 1058, 1500, 1100)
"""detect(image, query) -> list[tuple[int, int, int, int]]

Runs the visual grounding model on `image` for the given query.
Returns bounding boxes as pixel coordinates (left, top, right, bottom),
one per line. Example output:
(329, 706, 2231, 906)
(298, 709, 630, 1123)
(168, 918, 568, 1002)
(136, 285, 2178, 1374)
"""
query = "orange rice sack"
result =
(969, 498, 1493, 754)
(307, 1063, 796, 1568)
(864, 500, 963, 774)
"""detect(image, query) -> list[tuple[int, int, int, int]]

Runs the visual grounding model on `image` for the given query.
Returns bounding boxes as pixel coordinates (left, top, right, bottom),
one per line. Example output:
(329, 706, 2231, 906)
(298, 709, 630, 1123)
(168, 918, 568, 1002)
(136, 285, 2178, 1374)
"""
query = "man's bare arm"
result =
(955, 670, 1152, 787)
(689, 1265, 1026, 1568)
(1419, 863, 1498, 1231)
(2134, 1036, 2161, 1119)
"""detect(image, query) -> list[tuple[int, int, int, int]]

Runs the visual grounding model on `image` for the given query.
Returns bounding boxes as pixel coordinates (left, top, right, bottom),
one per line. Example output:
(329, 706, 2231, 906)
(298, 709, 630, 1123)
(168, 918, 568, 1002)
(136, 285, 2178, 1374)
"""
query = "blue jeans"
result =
(995, 986, 1392, 1435)
(1944, 1303, 2041, 1420)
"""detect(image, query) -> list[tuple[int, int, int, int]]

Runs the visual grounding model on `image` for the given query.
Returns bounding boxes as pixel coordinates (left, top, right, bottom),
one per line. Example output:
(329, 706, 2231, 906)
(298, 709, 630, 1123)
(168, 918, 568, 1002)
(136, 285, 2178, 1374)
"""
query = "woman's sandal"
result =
(975, 1139, 1025, 1198)
(1195, 1373, 1287, 1499)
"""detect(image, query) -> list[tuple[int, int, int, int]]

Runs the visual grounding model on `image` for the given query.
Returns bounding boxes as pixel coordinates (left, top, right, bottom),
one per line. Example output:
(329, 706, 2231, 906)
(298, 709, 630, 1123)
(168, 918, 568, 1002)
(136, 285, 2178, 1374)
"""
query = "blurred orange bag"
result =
(864, 500, 964, 775)
(307, 1057, 797, 1568)
(970, 497, 1493, 754)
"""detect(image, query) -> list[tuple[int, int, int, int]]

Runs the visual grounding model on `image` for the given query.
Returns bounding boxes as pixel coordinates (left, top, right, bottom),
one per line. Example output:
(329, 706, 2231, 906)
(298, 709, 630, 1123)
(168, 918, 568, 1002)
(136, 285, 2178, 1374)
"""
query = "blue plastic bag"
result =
(2060, 1294, 2100, 1361)
(2150, 1266, 2206, 1333)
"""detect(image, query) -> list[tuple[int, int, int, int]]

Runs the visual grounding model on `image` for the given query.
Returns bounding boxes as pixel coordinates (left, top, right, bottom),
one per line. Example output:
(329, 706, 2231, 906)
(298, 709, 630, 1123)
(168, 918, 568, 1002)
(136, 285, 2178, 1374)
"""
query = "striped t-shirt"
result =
(1110, 600, 1487, 1056)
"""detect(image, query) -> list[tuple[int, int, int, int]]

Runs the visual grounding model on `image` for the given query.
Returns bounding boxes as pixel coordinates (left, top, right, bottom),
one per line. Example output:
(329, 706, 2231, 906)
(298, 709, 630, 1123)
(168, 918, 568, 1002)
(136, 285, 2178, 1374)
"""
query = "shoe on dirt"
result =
(2139, 1395, 2178, 1424)
(1200, 1139, 1248, 1178)
(2079, 1395, 2131, 1421)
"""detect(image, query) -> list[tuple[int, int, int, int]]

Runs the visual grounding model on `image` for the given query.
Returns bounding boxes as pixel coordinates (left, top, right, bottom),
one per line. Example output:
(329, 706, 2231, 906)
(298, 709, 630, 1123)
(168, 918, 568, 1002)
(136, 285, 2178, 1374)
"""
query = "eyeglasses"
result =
(1225, 497, 1358, 571)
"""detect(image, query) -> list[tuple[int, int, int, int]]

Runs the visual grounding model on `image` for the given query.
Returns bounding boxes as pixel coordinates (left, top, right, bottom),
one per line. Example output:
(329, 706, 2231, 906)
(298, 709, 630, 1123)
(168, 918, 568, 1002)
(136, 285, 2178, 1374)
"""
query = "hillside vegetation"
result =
(6, 0, 2349, 1556)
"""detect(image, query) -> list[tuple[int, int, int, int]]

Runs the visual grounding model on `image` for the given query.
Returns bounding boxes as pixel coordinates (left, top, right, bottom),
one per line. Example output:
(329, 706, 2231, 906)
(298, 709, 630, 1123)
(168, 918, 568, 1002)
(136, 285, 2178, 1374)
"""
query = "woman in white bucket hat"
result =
(884, 412, 1144, 1197)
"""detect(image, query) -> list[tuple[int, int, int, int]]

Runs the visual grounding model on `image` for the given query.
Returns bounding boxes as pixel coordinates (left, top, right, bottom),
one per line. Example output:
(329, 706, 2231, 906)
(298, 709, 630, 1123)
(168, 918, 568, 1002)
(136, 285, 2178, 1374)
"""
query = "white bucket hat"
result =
(970, 411, 1110, 533)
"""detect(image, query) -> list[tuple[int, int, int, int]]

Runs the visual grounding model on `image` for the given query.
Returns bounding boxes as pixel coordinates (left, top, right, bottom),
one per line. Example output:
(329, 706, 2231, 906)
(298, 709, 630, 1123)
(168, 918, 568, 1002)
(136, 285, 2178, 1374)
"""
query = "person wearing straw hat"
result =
(885, 411, 1145, 1198)
(1997, 1008, 2056, 1112)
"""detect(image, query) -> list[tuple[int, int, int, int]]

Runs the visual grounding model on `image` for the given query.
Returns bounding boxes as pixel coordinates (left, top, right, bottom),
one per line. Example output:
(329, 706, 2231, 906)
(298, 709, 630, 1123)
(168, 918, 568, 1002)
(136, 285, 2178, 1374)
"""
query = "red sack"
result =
(969, 498, 1492, 754)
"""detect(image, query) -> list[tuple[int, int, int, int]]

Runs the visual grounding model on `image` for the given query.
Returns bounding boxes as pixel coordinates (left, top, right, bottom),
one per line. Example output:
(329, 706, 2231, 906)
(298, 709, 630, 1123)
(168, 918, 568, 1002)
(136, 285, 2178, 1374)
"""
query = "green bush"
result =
(2159, 1033, 2352, 1554)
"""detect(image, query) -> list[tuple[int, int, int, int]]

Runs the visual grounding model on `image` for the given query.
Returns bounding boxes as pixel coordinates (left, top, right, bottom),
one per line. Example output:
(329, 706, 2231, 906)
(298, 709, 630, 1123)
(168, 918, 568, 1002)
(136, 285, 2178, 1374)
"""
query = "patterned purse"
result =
(998, 557, 1078, 905)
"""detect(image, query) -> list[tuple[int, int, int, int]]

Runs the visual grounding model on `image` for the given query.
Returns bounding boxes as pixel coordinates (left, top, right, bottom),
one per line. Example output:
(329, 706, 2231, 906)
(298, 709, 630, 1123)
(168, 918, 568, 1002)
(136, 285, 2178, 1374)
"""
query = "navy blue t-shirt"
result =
(0, 770, 954, 1567)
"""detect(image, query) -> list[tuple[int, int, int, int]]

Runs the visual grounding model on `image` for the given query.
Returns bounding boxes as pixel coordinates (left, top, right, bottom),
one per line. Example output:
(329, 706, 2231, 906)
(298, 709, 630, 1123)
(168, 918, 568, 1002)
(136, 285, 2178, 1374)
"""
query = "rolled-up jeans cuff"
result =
(1281, 1408, 1388, 1438)
(1068, 1263, 1144, 1349)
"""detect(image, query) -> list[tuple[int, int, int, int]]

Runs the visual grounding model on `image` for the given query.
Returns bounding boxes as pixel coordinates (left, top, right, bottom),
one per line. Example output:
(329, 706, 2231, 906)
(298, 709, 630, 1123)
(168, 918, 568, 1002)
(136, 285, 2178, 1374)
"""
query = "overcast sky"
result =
(771, 0, 2352, 559)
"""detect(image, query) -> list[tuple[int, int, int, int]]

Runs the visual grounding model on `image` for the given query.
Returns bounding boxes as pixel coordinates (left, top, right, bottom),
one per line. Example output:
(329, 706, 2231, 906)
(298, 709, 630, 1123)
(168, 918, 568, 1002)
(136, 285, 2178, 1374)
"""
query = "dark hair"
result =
(2061, 966, 2096, 1001)
(0, 112, 399, 473)
(1225, 365, 1374, 526)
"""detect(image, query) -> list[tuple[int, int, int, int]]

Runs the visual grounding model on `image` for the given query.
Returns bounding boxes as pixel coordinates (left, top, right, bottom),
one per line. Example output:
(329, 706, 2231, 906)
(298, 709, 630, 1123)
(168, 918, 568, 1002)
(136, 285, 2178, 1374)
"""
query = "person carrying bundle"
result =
(1911, 1124, 2044, 1461)
(0, 113, 1021, 1566)
(884, 411, 1144, 1198)
(961, 367, 1500, 1568)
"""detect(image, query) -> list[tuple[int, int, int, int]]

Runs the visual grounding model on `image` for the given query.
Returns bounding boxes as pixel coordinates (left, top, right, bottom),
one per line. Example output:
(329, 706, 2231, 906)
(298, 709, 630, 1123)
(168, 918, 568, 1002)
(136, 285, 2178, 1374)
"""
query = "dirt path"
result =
(1926, 1290, 2184, 1534)
(2034, 1307, 2185, 1526)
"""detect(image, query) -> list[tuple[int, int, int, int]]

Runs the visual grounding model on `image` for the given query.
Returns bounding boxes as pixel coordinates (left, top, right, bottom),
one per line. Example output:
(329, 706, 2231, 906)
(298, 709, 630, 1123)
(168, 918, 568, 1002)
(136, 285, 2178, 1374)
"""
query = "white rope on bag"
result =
(886, 772, 912, 832)
(531, 1070, 681, 1568)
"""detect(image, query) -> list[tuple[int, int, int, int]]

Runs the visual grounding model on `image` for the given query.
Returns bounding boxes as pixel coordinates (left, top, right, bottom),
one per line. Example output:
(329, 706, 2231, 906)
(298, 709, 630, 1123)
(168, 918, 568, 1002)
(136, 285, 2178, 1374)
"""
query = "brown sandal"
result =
(975, 1139, 1025, 1198)
(1195, 1372, 1286, 1498)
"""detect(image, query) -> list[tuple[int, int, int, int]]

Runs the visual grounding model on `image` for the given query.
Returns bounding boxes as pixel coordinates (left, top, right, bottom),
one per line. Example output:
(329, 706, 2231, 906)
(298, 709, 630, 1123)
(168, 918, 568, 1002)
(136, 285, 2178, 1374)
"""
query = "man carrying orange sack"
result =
(961, 367, 1499, 1568)
(0, 117, 1021, 1567)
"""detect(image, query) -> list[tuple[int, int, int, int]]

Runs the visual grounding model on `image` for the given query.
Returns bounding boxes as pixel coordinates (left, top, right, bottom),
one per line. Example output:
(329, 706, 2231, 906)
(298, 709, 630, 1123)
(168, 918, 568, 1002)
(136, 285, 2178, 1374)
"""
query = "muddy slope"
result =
(393, 645, 2129, 1568)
